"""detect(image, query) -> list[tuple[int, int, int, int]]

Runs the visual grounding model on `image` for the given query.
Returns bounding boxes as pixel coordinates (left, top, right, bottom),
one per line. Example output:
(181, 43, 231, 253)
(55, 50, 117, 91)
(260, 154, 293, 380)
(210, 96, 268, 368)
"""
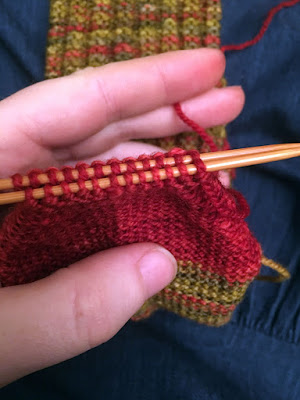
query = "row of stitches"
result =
(46, 0, 226, 156)
(158, 288, 236, 316)
(12, 149, 204, 189)
(173, 261, 250, 305)
(46, 0, 221, 77)
(22, 163, 197, 204)
(155, 291, 233, 325)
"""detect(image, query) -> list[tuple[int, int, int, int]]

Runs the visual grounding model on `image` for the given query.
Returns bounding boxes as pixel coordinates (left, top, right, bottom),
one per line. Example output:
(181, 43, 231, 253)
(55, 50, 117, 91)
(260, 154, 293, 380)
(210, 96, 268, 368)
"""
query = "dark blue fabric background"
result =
(0, 1, 299, 399)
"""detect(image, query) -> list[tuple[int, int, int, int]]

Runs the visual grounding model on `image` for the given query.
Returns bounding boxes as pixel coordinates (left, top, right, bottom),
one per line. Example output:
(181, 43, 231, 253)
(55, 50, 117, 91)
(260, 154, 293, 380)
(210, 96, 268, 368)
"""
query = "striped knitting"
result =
(0, 0, 292, 326)
(0, 149, 262, 326)
(46, 0, 227, 153)
(36, 0, 249, 326)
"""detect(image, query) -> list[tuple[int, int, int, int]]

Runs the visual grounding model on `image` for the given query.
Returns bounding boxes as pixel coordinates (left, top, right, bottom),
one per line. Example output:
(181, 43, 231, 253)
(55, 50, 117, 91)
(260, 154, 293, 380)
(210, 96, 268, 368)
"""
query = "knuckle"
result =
(153, 61, 169, 103)
(73, 66, 122, 124)
(64, 271, 111, 350)
(93, 75, 122, 123)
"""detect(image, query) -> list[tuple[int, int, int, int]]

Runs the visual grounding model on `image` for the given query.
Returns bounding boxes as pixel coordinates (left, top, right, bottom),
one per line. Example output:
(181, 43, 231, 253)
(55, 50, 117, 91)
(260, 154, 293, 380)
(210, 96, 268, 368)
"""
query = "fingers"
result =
(0, 244, 176, 387)
(54, 86, 244, 162)
(0, 49, 225, 150)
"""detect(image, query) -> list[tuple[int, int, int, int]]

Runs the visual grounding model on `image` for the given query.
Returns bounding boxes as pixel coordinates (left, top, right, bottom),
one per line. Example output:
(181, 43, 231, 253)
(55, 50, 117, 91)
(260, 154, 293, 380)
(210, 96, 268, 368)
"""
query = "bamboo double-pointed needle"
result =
(0, 143, 299, 191)
(0, 143, 299, 205)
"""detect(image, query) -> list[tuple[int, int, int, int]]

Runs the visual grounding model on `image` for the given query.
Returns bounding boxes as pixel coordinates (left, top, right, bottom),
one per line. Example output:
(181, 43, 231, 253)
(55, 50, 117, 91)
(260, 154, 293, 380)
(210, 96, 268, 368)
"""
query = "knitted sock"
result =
(45, 0, 228, 154)
(0, 149, 262, 326)
(0, 1, 293, 326)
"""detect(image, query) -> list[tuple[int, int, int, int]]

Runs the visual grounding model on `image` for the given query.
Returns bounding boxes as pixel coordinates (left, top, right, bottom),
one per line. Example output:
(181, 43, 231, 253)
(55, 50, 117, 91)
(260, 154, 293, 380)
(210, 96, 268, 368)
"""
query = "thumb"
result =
(0, 243, 177, 386)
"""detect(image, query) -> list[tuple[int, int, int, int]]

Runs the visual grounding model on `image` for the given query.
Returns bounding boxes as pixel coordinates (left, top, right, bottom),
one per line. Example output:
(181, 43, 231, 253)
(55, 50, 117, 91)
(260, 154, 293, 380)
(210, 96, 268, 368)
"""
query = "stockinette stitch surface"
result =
(0, 0, 293, 327)
(46, 0, 228, 153)
(0, 149, 262, 326)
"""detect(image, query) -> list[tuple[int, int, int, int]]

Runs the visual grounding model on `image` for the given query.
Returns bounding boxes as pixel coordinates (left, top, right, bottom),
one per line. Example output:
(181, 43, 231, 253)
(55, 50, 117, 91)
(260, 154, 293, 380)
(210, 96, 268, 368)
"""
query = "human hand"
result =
(0, 49, 244, 386)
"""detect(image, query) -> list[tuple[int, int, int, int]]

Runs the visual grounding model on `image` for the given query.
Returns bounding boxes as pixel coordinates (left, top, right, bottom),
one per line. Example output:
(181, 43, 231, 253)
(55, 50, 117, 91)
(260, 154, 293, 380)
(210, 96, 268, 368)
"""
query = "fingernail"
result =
(138, 247, 177, 297)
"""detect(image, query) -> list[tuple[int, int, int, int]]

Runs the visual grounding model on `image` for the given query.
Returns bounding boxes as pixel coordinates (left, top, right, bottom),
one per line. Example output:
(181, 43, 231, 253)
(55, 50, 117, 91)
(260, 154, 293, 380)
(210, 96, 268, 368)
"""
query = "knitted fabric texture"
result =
(0, 149, 262, 326)
(46, 0, 227, 153)
(0, 0, 259, 327)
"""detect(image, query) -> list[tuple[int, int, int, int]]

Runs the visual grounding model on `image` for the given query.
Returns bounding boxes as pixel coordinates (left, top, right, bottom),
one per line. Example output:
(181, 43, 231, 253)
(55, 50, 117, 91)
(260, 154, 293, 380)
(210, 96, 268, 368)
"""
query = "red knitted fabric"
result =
(0, 149, 261, 325)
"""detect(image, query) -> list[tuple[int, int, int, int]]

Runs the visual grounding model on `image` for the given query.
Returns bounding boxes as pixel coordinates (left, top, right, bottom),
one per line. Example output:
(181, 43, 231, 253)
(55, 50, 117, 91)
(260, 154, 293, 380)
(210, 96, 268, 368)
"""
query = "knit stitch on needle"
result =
(0, 149, 262, 326)
(0, 0, 297, 326)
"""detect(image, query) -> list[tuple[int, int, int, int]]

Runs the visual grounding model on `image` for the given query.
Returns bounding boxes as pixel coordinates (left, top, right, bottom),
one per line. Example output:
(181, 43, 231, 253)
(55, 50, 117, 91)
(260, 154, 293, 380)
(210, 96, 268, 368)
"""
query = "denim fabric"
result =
(0, 1, 299, 399)
(0, 1, 49, 99)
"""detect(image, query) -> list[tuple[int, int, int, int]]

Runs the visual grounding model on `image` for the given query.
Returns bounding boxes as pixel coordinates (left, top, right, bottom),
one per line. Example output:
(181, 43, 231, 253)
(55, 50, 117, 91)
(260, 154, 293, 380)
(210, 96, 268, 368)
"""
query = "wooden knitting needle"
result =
(0, 143, 299, 191)
(0, 144, 299, 205)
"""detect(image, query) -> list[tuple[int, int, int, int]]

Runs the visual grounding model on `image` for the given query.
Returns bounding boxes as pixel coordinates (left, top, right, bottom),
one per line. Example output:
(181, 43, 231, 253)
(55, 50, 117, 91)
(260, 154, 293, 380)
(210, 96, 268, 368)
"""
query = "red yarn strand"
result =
(221, 0, 300, 52)
(174, 0, 300, 151)
(174, 103, 219, 152)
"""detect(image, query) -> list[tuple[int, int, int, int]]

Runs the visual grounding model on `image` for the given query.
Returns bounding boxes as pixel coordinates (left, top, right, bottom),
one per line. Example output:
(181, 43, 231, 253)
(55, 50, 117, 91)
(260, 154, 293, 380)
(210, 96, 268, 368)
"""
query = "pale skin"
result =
(0, 49, 245, 387)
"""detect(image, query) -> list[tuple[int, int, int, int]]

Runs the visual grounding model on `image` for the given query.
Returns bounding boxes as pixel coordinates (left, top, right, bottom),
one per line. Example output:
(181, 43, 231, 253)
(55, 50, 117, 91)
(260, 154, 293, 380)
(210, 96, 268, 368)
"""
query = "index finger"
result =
(0, 49, 225, 149)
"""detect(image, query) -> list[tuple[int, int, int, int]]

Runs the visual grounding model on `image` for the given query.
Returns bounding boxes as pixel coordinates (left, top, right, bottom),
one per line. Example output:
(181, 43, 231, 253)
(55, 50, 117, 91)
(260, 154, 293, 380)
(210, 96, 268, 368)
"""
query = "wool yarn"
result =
(0, 0, 297, 326)
(46, 0, 228, 154)
(0, 149, 262, 326)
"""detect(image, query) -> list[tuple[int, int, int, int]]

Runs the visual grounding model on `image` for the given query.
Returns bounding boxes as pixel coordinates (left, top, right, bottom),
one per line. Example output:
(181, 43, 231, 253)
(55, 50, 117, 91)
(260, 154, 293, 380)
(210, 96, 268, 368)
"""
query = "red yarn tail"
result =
(174, 0, 300, 152)
(221, 0, 300, 52)
(174, 103, 219, 152)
